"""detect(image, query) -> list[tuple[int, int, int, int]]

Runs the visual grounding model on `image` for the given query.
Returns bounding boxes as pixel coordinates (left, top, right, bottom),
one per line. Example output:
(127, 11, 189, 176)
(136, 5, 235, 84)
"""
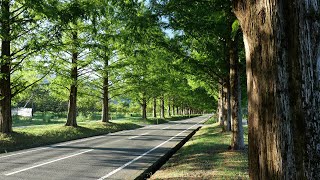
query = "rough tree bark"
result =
(0, 0, 12, 133)
(230, 30, 245, 150)
(153, 97, 157, 118)
(234, 0, 320, 179)
(66, 32, 78, 127)
(101, 57, 109, 123)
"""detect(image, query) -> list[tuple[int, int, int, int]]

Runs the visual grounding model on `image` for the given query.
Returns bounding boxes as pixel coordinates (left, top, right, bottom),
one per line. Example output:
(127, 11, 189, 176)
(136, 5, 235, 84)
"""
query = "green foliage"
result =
(5, 0, 224, 130)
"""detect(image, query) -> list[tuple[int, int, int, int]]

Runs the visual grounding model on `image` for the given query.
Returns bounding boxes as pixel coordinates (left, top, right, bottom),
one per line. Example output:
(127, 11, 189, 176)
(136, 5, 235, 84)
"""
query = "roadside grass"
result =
(0, 122, 141, 153)
(12, 112, 199, 127)
(150, 117, 249, 180)
(1, 114, 200, 154)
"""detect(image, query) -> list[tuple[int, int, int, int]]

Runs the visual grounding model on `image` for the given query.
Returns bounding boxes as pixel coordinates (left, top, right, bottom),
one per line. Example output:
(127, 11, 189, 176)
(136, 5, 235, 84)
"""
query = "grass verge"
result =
(149, 117, 249, 180)
(0, 122, 141, 153)
(114, 115, 200, 125)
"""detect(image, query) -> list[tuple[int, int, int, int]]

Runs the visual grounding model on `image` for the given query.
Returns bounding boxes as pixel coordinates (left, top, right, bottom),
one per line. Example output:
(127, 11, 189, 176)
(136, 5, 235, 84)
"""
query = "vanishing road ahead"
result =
(0, 115, 211, 180)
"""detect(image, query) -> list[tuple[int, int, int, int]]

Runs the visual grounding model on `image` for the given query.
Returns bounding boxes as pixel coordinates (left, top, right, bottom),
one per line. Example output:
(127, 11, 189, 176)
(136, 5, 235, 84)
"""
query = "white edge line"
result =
(97, 122, 202, 180)
(0, 116, 209, 160)
(5, 149, 93, 176)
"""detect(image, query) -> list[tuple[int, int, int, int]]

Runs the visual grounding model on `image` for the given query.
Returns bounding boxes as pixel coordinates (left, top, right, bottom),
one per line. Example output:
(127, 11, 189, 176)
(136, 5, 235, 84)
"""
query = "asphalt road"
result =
(0, 115, 211, 180)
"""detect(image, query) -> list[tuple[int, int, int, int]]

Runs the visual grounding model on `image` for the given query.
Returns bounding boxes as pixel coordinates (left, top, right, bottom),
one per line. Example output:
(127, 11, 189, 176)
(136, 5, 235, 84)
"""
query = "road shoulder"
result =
(149, 118, 249, 179)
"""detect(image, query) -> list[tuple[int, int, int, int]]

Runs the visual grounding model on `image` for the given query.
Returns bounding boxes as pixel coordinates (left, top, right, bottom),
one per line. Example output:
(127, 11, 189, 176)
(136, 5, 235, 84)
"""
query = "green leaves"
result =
(231, 19, 240, 40)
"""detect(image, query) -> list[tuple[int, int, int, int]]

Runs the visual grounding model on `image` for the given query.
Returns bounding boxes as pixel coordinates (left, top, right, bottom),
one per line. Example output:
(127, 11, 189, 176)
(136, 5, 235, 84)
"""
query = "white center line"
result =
(97, 122, 201, 180)
(5, 149, 93, 176)
(128, 132, 150, 140)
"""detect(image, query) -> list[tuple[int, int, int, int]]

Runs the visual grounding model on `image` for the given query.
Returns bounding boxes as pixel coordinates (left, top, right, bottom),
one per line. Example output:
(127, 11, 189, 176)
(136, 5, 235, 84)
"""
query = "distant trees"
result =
(150, 0, 245, 148)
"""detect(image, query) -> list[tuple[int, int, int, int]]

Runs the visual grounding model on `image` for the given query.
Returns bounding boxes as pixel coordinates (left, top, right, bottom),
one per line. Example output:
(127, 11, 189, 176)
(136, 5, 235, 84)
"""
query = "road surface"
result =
(0, 115, 211, 180)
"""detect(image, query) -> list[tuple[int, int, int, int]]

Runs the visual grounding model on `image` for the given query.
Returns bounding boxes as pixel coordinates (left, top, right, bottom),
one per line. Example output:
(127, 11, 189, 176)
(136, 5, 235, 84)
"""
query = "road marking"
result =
(58, 135, 105, 146)
(0, 147, 49, 160)
(97, 122, 201, 180)
(128, 132, 150, 140)
(0, 129, 136, 159)
(162, 126, 170, 130)
(5, 149, 93, 176)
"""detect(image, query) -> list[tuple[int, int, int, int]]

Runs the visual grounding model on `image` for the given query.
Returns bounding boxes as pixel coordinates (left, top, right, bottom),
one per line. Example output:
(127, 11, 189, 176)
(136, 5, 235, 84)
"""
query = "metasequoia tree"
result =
(0, 0, 56, 133)
(234, 0, 320, 179)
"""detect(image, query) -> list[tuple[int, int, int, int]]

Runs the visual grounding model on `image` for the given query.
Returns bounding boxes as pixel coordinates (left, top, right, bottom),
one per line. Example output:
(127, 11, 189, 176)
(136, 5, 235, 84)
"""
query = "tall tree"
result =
(65, 30, 79, 127)
(0, 0, 56, 133)
(230, 25, 244, 150)
(234, 1, 320, 179)
(0, 0, 12, 133)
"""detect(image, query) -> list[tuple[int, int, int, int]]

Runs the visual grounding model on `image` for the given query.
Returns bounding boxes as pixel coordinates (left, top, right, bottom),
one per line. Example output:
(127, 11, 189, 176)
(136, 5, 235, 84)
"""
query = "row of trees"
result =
(0, 0, 215, 133)
(3, 0, 318, 178)
(152, 0, 320, 179)
(150, 0, 246, 149)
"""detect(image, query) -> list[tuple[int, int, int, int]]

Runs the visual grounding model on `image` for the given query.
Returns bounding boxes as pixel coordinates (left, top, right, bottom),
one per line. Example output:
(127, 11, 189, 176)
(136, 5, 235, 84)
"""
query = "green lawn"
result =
(150, 118, 249, 180)
(112, 115, 200, 125)
(0, 122, 141, 153)
(12, 112, 198, 127)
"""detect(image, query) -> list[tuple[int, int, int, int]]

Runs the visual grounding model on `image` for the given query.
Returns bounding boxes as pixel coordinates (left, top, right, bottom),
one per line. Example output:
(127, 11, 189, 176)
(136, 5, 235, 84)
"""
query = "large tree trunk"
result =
(230, 30, 245, 150)
(66, 32, 78, 127)
(153, 97, 157, 118)
(0, 0, 12, 134)
(101, 69, 109, 123)
(160, 96, 165, 119)
(234, 1, 320, 179)
(141, 97, 147, 120)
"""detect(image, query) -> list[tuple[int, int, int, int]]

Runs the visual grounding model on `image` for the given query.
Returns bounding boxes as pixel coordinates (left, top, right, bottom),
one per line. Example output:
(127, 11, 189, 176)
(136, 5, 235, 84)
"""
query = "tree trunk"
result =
(141, 98, 147, 120)
(0, 0, 12, 134)
(218, 83, 224, 126)
(153, 97, 157, 118)
(176, 106, 179, 115)
(167, 100, 171, 117)
(172, 105, 175, 116)
(66, 32, 78, 127)
(230, 30, 244, 150)
(101, 69, 109, 123)
(222, 81, 231, 131)
(234, 1, 320, 179)
(160, 96, 165, 119)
